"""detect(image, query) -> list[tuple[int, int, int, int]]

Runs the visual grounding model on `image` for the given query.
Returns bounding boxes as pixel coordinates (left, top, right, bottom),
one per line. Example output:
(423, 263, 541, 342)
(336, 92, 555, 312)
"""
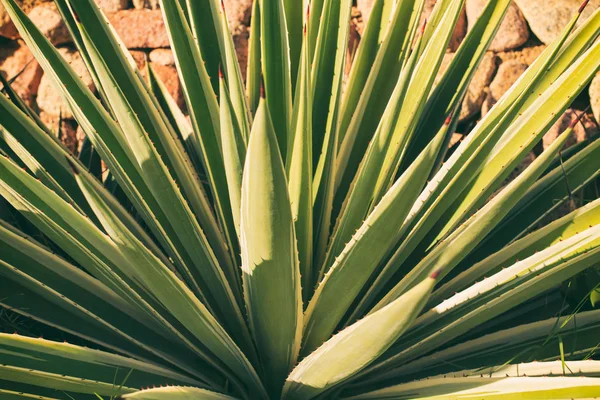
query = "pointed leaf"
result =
(260, 0, 293, 155)
(241, 98, 303, 392)
(124, 387, 238, 400)
(219, 73, 246, 238)
(284, 275, 436, 399)
(303, 119, 452, 354)
(287, 27, 314, 303)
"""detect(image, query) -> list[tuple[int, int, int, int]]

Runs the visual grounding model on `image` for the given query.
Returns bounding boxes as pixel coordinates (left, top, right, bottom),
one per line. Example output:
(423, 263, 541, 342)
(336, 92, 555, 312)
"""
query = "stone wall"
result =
(367, 0, 599, 118)
(0, 0, 599, 153)
(0, 0, 253, 151)
(359, 0, 600, 148)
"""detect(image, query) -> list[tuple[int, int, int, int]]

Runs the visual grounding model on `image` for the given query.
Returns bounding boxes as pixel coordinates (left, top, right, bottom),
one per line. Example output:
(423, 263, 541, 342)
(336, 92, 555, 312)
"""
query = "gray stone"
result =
(149, 48, 175, 66)
(27, 2, 71, 45)
(514, 0, 600, 44)
(128, 51, 185, 110)
(132, 0, 160, 9)
(223, 0, 253, 30)
(436, 51, 497, 121)
(460, 51, 497, 121)
(0, 3, 19, 39)
(107, 10, 169, 48)
(543, 109, 599, 150)
(496, 44, 546, 66)
(0, 41, 43, 106)
(482, 60, 528, 115)
(420, 0, 468, 51)
(590, 72, 600, 124)
(466, 0, 529, 51)
(37, 48, 94, 119)
(356, 0, 376, 23)
(95, 0, 129, 12)
(222, 0, 253, 77)
(0, 0, 52, 39)
(149, 63, 185, 109)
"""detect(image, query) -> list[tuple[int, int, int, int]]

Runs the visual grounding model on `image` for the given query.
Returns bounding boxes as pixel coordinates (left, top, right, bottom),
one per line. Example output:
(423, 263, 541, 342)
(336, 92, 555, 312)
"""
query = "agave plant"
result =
(0, 0, 600, 398)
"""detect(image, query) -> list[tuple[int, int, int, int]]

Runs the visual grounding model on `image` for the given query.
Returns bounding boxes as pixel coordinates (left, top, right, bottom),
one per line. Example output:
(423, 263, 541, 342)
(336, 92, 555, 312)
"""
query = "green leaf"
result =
(334, 0, 423, 199)
(367, 0, 469, 204)
(246, 0, 261, 116)
(284, 274, 436, 399)
(0, 154, 165, 323)
(1, 0, 600, 398)
(69, 161, 265, 397)
(0, 0, 163, 250)
(0, 69, 51, 134)
(371, 309, 600, 384)
(219, 72, 246, 238)
(362, 229, 600, 380)
(185, 0, 221, 93)
(284, 0, 303, 91)
(287, 33, 314, 303)
(432, 197, 600, 306)
(123, 387, 238, 400)
(217, 1, 252, 143)
(470, 137, 600, 261)
(76, 0, 249, 333)
(305, 0, 324, 61)
(260, 0, 293, 156)
(303, 118, 452, 355)
(68, 1, 227, 257)
(53, 0, 115, 111)
(0, 90, 164, 263)
(310, 0, 352, 166)
(402, 0, 512, 167)
(337, 0, 386, 149)
(374, 98, 589, 311)
(418, 7, 598, 250)
(0, 220, 222, 385)
(0, 388, 59, 399)
(0, 275, 222, 388)
(316, 29, 427, 280)
(78, 33, 242, 322)
(158, 0, 242, 282)
(146, 64, 202, 175)
(415, 225, 600, 343)
(0, 150, 263, 394)
(186, 0, 250, 141)
(349, 361, 600, 399)
(0, 364, 136, 397)
(0, 333, 201, 390)
(1, 0, 245, 327)
(592, 287, 600, 307)
(320, 0, 465, 280)
(371, 12, 600, 309)
(310, 0, 352, 273)
(241, 97, 302, 393)
(0, 90, 88, 215)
